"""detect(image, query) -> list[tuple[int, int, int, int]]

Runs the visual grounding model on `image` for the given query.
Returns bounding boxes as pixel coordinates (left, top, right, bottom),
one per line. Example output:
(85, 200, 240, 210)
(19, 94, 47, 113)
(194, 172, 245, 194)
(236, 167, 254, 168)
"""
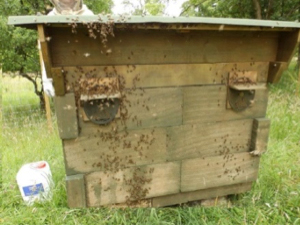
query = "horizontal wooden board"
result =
(77, 87, 183, 130)
(63, 127, 167, 175)
(183, 85, 268, 124)
(167, 119, 253, 162)
(49, 28, 278, 66)
(152, 182, 252, 207)
(85, 161, 180, 206)
(181, 152, 259, 192)
(63, 62, 269, 89)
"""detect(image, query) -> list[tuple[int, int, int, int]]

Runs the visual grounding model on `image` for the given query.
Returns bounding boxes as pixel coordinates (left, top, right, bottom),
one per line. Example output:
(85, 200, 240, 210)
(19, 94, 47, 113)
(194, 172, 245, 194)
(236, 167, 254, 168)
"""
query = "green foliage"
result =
(181, 0, 300, 21)
(85, 0, 113, 14)
(1, 16, 39, 73)
(122, 0, 167, 16)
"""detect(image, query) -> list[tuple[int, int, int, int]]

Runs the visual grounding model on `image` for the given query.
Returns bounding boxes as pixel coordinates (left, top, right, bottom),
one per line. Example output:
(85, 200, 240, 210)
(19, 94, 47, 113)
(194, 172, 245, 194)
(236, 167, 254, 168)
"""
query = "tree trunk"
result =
(266, 0, 274, 19)
(252, 0, 262, 19)
(19, 72, 46, 111)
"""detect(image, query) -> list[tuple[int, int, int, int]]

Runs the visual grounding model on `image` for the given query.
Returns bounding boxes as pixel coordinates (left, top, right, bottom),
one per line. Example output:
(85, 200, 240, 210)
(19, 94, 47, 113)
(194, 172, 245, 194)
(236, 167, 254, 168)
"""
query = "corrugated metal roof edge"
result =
(7, 15, 300, 28)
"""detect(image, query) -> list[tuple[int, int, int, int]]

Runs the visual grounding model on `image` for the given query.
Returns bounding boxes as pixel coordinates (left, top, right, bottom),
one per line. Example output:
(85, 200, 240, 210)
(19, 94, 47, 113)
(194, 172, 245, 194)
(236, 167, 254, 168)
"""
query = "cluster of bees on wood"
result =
(66, 16, 157, 205)
(214, 134, 252, 180)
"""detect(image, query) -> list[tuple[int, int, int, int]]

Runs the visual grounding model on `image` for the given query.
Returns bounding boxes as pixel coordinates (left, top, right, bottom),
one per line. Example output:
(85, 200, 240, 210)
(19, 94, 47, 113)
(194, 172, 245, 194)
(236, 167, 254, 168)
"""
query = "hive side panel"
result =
(167, 119, 253, 162)
(85, 162, 180, 206)
(183, 85, 268, 124)
(152, 182, 252, 207)
(49, 28, 278, 66)
(181, 152, 259, 192)
(63, 127, 167, 175)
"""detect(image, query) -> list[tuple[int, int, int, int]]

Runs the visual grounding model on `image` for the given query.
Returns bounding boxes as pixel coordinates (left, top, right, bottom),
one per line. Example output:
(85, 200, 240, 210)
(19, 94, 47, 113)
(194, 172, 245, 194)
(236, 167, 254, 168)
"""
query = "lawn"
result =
(1, 66, 299, 225)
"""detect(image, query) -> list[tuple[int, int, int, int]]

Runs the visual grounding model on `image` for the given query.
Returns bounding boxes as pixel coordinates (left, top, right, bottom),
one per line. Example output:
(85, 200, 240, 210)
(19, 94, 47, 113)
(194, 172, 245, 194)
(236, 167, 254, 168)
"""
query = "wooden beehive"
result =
(9, 15, 300, 208)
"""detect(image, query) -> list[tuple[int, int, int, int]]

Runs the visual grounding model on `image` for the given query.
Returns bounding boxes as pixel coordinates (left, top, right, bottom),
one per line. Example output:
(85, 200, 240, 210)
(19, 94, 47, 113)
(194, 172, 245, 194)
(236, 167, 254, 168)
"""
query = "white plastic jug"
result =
(16, 161, 53, 205)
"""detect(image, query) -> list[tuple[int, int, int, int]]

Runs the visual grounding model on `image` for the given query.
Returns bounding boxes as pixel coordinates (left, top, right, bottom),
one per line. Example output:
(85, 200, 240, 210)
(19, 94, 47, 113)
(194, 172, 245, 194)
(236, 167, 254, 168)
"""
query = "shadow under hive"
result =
(8, 15, 300, 207)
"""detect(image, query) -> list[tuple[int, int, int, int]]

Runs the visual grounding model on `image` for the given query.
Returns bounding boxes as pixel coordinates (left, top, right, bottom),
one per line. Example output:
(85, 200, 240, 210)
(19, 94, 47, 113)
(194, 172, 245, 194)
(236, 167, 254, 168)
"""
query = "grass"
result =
(1, 66, 300, 225)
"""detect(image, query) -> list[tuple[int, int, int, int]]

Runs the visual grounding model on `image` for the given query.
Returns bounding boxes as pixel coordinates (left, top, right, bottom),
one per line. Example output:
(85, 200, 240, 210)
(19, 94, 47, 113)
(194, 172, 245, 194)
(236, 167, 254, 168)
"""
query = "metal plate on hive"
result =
(228, 88, 255, 112)
(83, 98, 120, 125)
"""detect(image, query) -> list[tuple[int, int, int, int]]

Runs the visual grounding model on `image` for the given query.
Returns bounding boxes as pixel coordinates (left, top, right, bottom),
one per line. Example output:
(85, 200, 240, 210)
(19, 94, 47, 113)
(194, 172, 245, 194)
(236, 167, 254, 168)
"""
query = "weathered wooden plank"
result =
(123, 87, 183, 129)
(276, 30, 300, 63)
(85, 162, 180, 206)
(52, 68, 66, 96)
(152, 182, 252, 207)
(49, 28, 278, 66)
(250, 118, 271, 155)
(54, 93, 78, 139)
(268, 31, 300, 83)
(115, 23, 294, 32)
(77, 87, 183, 130)
(64, 62, 269, 89)
(66, 174, 86, 208)
(181, 152, 259, 192)
(183, 85, 268, 124)
(267, 62, 288, 83)
(37, 25, 52, 78)
(63, 127, 167, 175)
(167, 119, 253, 162)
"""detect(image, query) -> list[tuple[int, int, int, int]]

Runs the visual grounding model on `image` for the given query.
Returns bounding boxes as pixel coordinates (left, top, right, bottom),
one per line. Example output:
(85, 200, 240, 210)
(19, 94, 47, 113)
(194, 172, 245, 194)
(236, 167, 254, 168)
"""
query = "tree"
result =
(122, 0, 168, 16)
(180, 0, 300, 21)
(0, 0, 112, 110)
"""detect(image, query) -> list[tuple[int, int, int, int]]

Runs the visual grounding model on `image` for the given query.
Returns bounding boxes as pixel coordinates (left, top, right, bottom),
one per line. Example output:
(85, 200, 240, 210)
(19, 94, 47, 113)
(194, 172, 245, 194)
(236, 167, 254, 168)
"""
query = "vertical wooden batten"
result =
(54, 93, 78, 139)
(51, 68, 66, 96)
(250, 118, 271, 156)
(66, 174, 86, 208)
(268, 30, 300, 83)
(37, 24, 52, 79)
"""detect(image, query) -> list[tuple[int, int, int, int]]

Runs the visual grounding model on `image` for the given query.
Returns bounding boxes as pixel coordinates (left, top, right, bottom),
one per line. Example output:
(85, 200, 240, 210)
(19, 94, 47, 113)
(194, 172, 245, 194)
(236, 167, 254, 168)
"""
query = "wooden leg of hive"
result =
(66, 174, 86, 208)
